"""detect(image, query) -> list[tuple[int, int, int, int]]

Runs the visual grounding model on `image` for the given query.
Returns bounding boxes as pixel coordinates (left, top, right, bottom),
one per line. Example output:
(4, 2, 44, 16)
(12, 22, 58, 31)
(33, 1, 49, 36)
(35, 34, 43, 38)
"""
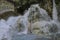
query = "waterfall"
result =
(0, 1, 60, 40)
(7, 16, 29, 35)
(52, 0, 60, 32)
(24, 4, 51, 23)
(52, 0, 58, 21)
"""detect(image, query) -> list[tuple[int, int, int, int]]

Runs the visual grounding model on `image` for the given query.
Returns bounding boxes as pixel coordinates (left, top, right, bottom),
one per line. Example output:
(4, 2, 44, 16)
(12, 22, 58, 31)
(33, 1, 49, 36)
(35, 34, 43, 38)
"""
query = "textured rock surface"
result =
(0, 0, 14, 13)
(31, 21, 58, 35)
(0, 11, 19, 20)
(0, 0, 16, 20)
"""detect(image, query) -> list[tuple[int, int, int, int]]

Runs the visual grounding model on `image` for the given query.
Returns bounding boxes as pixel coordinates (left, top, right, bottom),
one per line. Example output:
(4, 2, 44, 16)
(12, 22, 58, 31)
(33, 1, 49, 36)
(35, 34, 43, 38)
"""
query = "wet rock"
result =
(0, 11, 19, 20)
(57, 5, 60, 22)
(30, 21, 58, 35)
(0, 0, 19, 20)
(1, 0, 60, 17)
(31, 21, 50, 35)
(6, 0, 53, 17)
(0, 0, 14, 13)
(49, 23, 58, 33)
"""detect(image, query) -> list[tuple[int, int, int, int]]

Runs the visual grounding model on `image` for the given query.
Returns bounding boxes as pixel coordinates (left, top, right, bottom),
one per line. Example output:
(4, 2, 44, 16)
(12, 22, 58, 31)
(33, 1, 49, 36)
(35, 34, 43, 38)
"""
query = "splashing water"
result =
(0, 19, 11, 40)
(7, 16, 28, 35)
(0, 16, 29, 40)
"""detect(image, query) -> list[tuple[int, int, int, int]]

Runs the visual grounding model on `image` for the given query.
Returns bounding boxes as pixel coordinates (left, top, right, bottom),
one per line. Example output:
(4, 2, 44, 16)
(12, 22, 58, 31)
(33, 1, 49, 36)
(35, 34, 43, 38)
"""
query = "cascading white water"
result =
(52, 0, 58, 21)
(0, 19, 11, 40)
(0, 16, 29, 40)
(24, 4, 51, 23)
(52, 0, 60, 32)
(0, 0, 60, 40)
(7, 16, 29, 35)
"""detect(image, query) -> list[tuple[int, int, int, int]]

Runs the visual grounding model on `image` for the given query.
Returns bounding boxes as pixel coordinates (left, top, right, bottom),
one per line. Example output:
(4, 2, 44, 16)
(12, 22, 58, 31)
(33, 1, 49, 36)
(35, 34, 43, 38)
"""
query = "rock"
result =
(0, 0, 19, 20)
(31, 21, 50, 35)
(0, 0, 14, 13)
(6, 0, 53, 17)
(49, 23, 58, 33)
(0, 11, 19, 20)
(57, 5, 60, 22)
(30, 21, 58, 35)
(1, 0, 60, 17)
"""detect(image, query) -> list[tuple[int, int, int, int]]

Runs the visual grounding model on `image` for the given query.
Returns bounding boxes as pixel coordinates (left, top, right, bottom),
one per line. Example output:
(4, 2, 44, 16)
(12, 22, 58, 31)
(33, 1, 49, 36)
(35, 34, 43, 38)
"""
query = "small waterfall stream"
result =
(52, 0, 58, 21)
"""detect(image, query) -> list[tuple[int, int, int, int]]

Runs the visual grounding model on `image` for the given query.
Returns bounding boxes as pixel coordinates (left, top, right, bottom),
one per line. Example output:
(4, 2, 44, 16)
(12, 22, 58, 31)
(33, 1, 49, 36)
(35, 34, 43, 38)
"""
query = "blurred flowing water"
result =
(52, 0, 58, 21)
(0, 0, 60, 40)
